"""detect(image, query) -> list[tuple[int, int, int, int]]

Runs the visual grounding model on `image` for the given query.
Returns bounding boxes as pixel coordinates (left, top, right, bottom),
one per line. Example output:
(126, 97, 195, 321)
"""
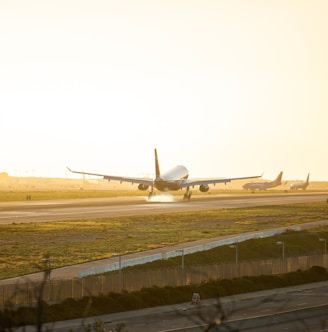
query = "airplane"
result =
(242, 171, 283, 192)
(289, 173, 310, 190)
(67, 149, 261, 200)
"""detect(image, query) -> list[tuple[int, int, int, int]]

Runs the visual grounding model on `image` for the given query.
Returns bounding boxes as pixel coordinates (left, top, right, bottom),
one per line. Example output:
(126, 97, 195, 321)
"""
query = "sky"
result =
(0, 0, 327, 181)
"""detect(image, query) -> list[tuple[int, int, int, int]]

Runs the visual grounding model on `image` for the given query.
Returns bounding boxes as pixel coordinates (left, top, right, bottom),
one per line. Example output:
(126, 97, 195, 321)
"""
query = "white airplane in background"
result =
(290, 173, 310, 190)
(243, 171, 283, 192)
(67, 149, 261, 200)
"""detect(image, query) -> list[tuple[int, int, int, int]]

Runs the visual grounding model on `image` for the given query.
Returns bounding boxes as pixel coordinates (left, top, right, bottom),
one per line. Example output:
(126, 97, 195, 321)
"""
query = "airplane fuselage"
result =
(243, 182, 272, 190)
(154, 165, 189, 191)
(290, 182, 309, 190)
(290, 174, 310, 190)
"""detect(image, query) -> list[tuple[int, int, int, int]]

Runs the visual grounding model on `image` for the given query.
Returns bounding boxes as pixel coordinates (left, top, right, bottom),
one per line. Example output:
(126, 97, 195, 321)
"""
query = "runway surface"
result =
(0, 192, 327, 224)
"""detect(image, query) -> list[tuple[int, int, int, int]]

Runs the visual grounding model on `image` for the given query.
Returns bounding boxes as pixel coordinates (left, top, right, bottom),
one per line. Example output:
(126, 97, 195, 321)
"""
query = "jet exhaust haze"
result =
(145, 193, 177, 203)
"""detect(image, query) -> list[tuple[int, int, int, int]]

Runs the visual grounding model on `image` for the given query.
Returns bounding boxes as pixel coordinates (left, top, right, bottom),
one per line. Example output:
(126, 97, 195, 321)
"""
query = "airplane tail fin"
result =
(154, 149, 161, 178)
(274, 171, 283, 186)
(306, 173, 310, 183)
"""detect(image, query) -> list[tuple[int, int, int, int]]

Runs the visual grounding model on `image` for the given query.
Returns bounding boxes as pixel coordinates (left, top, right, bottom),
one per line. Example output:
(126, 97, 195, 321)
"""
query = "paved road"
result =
(102, 282, 328, 332)
(0, 192, 327, 224)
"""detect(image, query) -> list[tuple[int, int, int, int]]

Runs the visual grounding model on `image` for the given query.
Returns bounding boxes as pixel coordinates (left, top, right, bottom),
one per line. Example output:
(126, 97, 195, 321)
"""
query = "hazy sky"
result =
(1, 1, 327, 181)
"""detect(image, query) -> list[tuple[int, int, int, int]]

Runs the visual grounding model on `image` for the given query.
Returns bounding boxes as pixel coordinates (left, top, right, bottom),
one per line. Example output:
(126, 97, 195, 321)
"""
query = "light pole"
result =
(319, 238, 327, 254)
(176, 249, 185, 285)
(276, 241, 285, 260)
(40, 258, 51, 281)
(229, 244, 238, 264)
(176, 249, 185, 270)
(112, 254, 122, 291)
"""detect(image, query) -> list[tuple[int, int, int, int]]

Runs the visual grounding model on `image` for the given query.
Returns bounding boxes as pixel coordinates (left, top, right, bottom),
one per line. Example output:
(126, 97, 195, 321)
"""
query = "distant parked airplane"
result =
(243, 171, 283, 192)
(68, 149, 261, 200)
(290, 173, 310, 190)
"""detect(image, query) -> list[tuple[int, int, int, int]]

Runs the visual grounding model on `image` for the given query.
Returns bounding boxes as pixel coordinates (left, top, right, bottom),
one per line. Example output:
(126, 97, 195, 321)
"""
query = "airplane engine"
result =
(138, 184, 149, 191)
(199, 184, 209, 192)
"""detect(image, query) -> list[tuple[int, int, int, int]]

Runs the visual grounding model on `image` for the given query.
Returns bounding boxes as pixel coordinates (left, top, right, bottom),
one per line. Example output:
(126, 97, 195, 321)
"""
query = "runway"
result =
(0, 192, 327, 224)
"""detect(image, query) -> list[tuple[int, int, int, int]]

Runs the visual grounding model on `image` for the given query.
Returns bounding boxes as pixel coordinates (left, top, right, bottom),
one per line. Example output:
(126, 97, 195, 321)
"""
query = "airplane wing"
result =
(67, 167, 154, 187)
(181, 175, 262, 188)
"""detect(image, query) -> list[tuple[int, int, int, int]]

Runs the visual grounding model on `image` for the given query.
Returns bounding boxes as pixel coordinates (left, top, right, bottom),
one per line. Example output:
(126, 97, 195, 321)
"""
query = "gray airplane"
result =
(68, 149, 261, 200)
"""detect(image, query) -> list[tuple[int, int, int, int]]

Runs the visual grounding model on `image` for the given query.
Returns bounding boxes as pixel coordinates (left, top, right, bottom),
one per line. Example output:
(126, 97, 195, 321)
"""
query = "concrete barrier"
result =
(77, 253, 163, 278)
(77, 220, 328, 278)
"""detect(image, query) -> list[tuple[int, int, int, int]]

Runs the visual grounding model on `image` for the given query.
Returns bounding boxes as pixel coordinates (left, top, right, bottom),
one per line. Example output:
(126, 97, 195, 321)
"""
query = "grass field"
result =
(0, 201, 327, 279)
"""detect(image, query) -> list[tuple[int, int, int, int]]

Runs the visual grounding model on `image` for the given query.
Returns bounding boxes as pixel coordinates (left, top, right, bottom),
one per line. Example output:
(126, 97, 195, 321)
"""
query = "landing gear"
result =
(148, 187, 155, 199)
(183, 187, 192, 201)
